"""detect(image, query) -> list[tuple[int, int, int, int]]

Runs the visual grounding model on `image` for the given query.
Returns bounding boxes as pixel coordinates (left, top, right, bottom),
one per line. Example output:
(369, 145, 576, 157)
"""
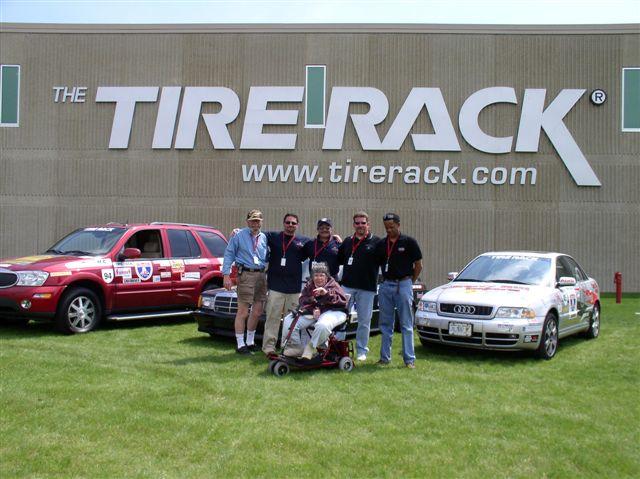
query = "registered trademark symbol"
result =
(590, 89, 606, 105)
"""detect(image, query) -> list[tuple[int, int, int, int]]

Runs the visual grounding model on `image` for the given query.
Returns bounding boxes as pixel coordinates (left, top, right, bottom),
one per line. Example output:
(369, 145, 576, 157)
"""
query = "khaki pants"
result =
(262, 290, 300, 354)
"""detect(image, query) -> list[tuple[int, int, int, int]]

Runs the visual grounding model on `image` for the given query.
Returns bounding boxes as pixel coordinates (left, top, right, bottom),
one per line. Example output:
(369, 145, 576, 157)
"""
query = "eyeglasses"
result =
(284, 221, 298, 225)
(354, 221, 367, 225)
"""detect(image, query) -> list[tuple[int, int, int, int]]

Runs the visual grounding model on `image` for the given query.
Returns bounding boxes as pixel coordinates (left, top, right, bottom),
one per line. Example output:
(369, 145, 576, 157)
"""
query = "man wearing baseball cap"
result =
(222, 209, 268, 354)
(375, 212, 422, 368)
(302, 218, 342, 279)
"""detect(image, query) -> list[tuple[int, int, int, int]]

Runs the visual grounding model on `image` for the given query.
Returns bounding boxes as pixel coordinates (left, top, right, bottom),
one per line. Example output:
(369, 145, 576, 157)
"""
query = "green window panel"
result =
(1, 65, 20, 127)
(622, 67, 640, 131)
(305, 65, 326, 128)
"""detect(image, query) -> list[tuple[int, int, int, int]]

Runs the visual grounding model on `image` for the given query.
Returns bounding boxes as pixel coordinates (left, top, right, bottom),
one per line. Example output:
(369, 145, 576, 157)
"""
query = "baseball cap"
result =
(383, 213, 400, 223)
(317, 218, 333, 228)
(247, 209, 263, 221)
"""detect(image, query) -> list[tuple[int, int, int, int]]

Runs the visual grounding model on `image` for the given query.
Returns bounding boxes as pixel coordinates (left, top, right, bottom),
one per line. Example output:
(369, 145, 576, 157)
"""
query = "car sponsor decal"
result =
(489, 254, 545, 261)
(449, 284, 531, 293)
(496, 323, 515, 332)
(153, 260, 171, 267)
(123, 278, 141, 284)
(160, 271, 172, 279)
(115, 267, 132, 279)
(152, 275, 161, 283)
(135, 261, 153, 281)
(113, 261, 135, 268)
(101, 268, 114, 284)
(171, 259, 185, 273)
(65, 258, 113, 269)
(84, 227, 115, 232)
(181, 272, 201, 281)
(184, 258, 209, 265)
(50, 271, 72, 277)
(4, 255, 56, 265)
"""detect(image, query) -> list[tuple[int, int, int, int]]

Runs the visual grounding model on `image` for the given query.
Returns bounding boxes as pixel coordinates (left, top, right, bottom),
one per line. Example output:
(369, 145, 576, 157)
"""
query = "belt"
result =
(383, 276, 412, 282)
(240, 266, 265, 272)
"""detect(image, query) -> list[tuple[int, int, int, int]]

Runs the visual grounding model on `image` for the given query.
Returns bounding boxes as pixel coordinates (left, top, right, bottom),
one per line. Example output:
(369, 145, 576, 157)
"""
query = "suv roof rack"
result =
(150, 222, 215, 229)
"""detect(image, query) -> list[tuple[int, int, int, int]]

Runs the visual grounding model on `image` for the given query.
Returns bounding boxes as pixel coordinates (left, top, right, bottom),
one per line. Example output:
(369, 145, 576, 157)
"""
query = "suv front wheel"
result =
(55, 287, 102, 334)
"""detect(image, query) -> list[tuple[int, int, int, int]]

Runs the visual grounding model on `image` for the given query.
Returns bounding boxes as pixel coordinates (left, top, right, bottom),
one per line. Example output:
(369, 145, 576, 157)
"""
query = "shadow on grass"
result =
(0, 319, 60, 338)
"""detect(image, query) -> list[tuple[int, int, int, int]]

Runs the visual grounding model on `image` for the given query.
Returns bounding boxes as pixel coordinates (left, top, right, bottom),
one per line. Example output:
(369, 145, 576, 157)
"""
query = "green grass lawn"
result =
(1, 296, 639, 478)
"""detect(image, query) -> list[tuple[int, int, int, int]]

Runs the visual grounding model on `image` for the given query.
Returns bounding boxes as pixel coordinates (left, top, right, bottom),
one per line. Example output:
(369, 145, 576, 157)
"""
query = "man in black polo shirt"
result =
(375, 212, 422, 368)
(262, 213, 310, 356)
(302, 217, 341, 279)
(337, 211, 380, 362)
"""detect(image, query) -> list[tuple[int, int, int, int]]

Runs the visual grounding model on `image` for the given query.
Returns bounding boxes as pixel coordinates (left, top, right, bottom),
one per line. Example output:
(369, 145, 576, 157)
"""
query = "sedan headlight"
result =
(418, 300, 437, 313)
(495, 307, 536, 319)
(15, 271, 49, 287)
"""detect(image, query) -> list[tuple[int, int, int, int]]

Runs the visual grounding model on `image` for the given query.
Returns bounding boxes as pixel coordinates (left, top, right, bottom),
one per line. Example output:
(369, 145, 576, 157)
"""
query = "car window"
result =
(196, 231, 227, 257)
(557, 256, 579, 281)
(49, 227, 127, 255)
(124, 230, 164, 258)
(168, 229, 200, 258)
(563, 256, 588, 281)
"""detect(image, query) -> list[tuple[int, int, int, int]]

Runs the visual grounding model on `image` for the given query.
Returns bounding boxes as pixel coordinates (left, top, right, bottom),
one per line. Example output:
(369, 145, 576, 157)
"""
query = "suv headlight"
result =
(495, 307, 536, 319)
(16, 271, 49, 287)
(418, 300, 437, 313)
(201, 297, 213, 309)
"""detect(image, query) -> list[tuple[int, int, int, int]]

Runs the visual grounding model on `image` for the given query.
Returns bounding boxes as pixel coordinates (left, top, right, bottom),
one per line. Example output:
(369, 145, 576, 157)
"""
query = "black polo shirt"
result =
(302, 237, 341, 278)
(375, 234, 422, 280)
(266, 231, 310, 294)
(337, 233, 380, 292)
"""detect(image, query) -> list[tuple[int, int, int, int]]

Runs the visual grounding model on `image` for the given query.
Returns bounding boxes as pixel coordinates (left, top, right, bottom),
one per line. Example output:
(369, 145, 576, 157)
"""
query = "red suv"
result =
(0, 223, 227, 333)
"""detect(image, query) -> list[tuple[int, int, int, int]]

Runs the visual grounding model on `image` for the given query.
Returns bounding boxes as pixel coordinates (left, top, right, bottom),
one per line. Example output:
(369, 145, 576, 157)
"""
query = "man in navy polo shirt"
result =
(375, 213, 423, 368)
(337, 211, 380, 362)
(262, 213, 310, 356)
(302, 217, 341, 279)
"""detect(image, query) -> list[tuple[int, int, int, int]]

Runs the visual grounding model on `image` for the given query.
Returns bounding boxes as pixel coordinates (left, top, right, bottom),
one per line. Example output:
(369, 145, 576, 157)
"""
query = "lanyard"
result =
(252, 233, 261, 253)
(351, 234, 367, 256)
(314, 238, 331, 259)
(282, 234, 296, 255)
(386, 236, 399, 261)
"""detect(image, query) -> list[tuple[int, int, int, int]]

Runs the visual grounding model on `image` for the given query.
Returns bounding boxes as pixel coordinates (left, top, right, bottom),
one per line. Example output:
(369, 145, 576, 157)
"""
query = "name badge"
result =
(384, 263, 389, 272)
(253, 255, 260, 265)
(280, 257, 287, 267)
(347, 257, 354, 266)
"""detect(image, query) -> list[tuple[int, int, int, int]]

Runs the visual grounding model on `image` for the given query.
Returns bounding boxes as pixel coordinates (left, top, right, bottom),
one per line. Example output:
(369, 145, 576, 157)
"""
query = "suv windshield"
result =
(46, 227, 127, 256)
(455, 254, 551, 286)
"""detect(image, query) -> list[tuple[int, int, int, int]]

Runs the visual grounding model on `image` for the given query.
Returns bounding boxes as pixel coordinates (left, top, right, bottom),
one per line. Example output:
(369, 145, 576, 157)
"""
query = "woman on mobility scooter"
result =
(281, 262, 348, 360)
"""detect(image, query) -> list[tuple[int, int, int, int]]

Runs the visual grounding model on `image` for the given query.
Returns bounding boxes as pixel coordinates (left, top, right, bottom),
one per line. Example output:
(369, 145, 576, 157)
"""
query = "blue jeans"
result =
(378, 278, 415, 365)
(343, 287, 376, 356)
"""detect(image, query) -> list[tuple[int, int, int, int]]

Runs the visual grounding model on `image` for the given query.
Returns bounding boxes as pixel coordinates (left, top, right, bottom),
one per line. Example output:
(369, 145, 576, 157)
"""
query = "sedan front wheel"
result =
(536, 312, 558, 360)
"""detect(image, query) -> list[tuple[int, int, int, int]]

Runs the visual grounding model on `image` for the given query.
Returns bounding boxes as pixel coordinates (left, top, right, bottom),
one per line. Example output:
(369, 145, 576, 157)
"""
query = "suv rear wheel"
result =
(55, 287, 102, 334)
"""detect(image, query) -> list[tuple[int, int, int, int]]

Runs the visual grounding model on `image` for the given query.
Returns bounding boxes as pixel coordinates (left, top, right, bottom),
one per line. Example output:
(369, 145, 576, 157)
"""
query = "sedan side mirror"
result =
(118, 247, 141, 261)
(447, 272, 459, 281)
(556, 276, 577, 287)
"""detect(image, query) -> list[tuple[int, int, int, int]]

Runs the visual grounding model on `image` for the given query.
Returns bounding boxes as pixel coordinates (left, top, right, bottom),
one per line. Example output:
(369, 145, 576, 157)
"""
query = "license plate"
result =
(449, 322, 472, 337)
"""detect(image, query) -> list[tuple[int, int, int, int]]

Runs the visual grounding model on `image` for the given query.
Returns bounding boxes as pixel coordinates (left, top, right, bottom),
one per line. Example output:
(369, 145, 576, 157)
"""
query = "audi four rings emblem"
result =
(454, 305, 476, 314)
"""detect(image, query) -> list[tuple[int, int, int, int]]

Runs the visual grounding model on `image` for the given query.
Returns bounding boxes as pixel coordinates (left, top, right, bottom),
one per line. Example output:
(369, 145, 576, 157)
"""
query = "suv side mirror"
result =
(447, 272, 459, 281)
(556, 276, 576, 287)
(118, 248, 141, 261)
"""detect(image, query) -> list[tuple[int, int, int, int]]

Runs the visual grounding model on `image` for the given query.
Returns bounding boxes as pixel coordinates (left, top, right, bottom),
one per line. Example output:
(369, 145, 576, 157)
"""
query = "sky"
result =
(1, 0, 639, 24)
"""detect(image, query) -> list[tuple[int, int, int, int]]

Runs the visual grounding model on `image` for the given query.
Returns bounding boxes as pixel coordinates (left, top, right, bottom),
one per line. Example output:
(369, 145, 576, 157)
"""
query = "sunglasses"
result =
(284, 221, 298, 225)
(353, 221, 367, 225)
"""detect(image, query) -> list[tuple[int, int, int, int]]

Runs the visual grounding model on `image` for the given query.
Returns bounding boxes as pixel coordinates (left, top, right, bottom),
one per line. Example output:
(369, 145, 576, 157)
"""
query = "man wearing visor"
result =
(302, 217, 342, 279)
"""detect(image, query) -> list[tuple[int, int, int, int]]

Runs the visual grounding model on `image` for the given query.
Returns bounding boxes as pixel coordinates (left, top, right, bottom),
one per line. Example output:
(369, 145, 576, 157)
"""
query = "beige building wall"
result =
(1, 24, 639, 291)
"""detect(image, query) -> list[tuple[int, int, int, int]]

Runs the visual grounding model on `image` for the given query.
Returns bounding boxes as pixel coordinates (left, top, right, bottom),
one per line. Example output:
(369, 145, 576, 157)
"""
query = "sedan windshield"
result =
(455, 254, 551, 286)
(46, 227, 127, 256)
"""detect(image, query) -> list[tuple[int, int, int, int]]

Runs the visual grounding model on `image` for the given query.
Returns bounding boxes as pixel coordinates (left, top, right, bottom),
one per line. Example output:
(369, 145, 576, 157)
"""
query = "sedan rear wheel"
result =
(585, 304, 600, 339)
(536, 312, 558, 360)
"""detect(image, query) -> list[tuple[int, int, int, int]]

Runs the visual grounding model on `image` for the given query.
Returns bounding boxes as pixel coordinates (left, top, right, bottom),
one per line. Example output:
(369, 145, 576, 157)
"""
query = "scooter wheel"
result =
(338, 356, 354, 372)
(273, 361, 290, 377)
(268, 359, 279, 374)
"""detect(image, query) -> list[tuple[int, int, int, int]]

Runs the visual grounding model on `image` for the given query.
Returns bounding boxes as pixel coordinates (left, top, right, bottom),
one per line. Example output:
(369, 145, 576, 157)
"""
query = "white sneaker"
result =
(356, 354, 367, 361)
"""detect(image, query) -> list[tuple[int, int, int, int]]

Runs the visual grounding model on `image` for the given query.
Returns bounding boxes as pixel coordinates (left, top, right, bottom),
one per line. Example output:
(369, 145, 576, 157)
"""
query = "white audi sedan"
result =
(416, 252, 600, 359)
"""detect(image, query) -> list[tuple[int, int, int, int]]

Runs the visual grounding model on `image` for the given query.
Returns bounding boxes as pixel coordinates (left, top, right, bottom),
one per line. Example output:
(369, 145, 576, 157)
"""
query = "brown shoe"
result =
(405, 362, 416, 369)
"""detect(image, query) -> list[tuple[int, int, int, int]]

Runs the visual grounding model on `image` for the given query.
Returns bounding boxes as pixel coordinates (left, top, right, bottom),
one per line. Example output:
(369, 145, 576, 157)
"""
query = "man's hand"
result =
(223, 275, 232, 290)
(332, 234, 343, 243)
